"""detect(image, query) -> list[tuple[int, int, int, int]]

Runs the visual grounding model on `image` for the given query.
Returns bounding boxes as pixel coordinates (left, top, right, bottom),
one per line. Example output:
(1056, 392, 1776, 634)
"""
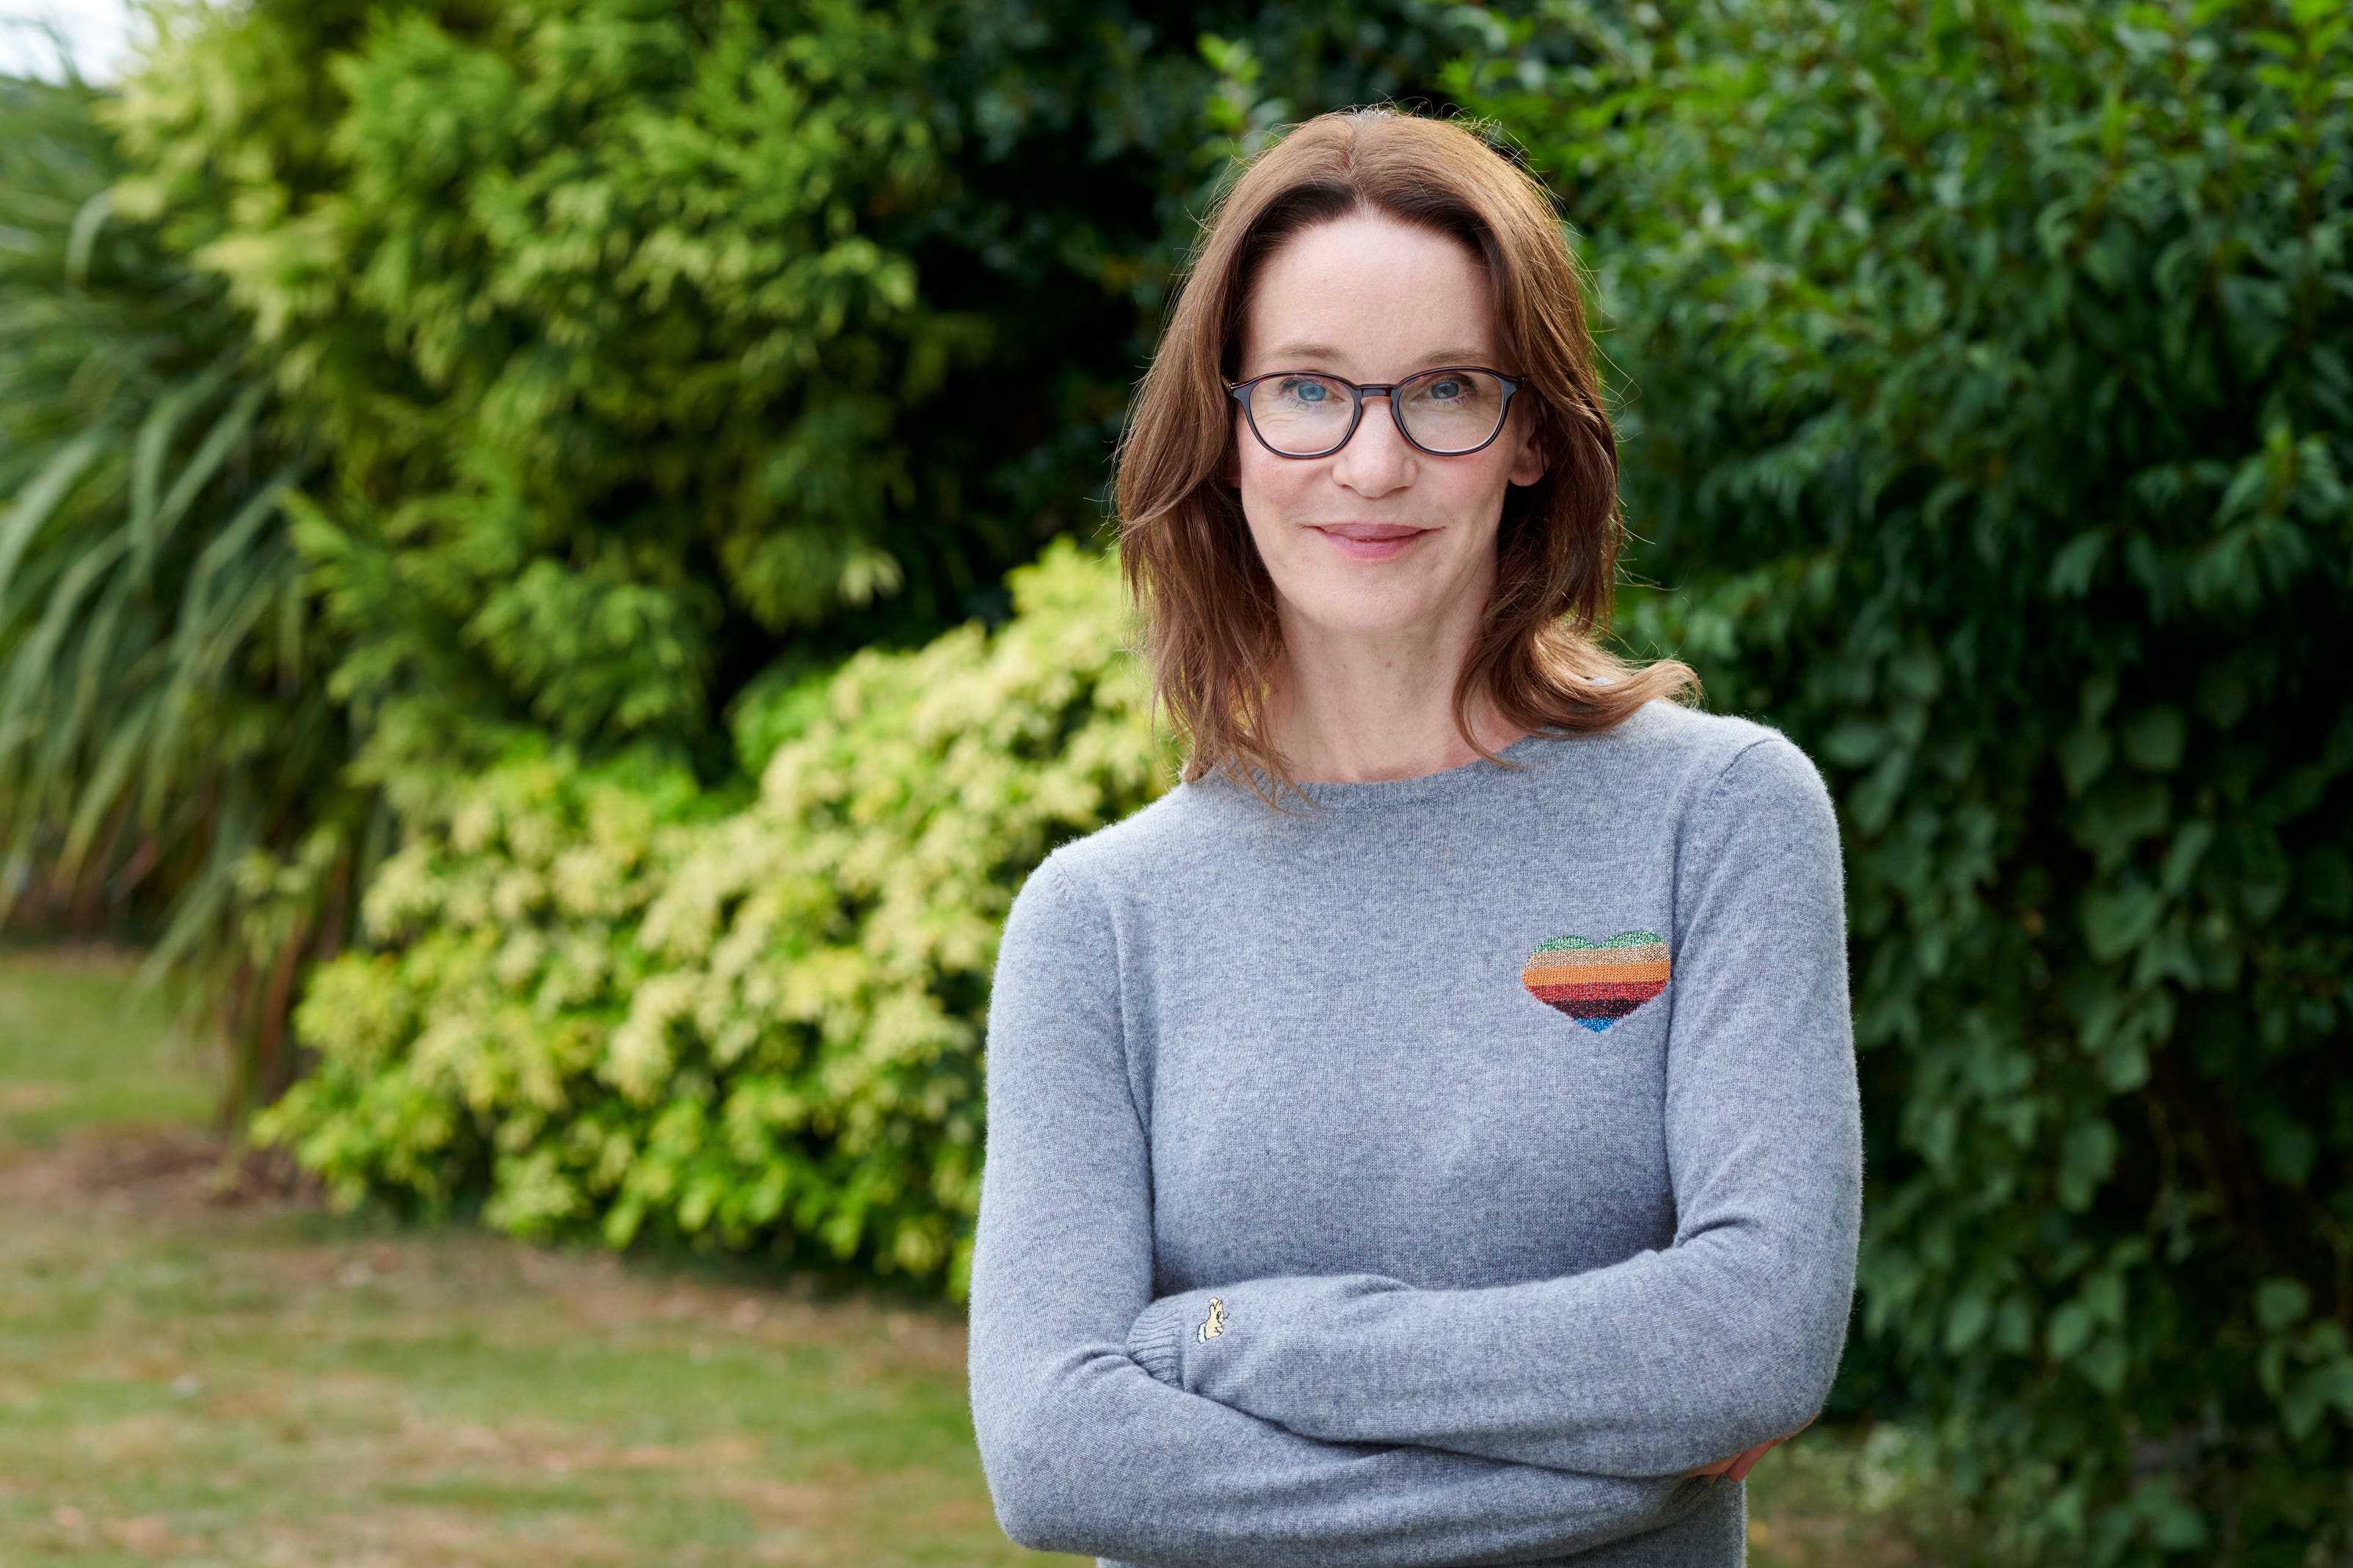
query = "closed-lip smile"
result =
(1312, 522, 1430, 562)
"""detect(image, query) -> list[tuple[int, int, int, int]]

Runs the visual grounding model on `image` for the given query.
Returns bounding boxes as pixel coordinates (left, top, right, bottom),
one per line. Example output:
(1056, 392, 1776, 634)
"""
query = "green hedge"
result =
(258, 540, 1168, 1291)
(1467, 0, 2352, 1559)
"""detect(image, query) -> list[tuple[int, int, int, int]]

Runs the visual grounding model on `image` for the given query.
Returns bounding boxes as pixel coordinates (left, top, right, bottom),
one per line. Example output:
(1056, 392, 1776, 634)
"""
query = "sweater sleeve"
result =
(967, 852, 1714, 1567)
(1116, 737, 1863, 1480)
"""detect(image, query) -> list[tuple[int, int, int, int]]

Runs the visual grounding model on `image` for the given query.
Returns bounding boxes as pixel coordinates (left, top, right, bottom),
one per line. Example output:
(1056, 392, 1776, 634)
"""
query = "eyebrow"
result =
(1253, 343, 1497, 373)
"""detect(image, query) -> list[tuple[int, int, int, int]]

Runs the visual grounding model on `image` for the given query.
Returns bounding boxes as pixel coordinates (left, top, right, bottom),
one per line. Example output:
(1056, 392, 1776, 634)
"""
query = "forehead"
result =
(1239, 211, 1499, 376)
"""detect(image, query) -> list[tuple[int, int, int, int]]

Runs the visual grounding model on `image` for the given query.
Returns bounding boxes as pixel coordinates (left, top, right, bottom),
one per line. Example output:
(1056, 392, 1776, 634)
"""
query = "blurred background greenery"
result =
(0, 1, 2346, 1564)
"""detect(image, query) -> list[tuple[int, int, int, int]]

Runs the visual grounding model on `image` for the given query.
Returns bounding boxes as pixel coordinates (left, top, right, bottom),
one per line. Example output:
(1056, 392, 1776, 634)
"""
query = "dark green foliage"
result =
(1468, 0, 2352, 1558)
(0, 72, 363, 1115)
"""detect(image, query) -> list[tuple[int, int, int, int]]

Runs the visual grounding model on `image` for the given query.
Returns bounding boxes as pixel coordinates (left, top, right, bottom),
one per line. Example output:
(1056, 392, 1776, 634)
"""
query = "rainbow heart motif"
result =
(1522, 932, 1671, 1032)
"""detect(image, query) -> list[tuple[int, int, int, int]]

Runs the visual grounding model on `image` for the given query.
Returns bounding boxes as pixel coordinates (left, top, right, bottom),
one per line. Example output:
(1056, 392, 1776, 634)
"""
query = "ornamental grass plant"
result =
(0, 73, 360, 1120)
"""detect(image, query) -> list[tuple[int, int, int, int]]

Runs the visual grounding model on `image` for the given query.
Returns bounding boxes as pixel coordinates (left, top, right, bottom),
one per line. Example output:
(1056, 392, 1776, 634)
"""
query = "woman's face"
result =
(1233, 211, 1546, 642)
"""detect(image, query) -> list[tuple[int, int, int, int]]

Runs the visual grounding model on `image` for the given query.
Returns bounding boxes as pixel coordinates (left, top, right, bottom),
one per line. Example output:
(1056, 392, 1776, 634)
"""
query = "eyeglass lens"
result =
(1245, 369, 1509, 456)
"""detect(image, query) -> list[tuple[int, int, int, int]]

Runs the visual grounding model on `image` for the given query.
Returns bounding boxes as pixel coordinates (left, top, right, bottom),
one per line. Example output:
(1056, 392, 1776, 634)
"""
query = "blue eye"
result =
(1428, 378, 1467, 401)
(1283, 378, 1331, 404)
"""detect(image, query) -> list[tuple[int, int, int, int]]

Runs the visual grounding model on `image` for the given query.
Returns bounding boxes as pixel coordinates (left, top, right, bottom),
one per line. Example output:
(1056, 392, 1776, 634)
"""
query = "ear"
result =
(1507, 414, 1548, 489)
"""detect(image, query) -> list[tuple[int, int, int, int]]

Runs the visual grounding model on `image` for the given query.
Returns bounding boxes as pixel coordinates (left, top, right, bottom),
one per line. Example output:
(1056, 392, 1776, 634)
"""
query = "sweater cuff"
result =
(1124, 1294, 1195, 1386)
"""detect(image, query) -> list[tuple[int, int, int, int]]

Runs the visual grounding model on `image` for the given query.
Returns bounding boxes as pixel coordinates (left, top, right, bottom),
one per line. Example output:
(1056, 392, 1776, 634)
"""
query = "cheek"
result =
(1419, 449, 1517, 528)
(1235, 441, 1317, 534)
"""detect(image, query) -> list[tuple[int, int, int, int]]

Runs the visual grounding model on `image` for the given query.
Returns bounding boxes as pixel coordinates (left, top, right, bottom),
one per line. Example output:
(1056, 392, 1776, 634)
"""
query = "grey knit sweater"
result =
(967, 699, 1862, 1567)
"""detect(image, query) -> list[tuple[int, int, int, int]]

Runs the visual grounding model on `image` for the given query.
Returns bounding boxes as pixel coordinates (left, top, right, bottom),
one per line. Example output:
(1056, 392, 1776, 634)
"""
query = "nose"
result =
(1330, 389, 1416, 499)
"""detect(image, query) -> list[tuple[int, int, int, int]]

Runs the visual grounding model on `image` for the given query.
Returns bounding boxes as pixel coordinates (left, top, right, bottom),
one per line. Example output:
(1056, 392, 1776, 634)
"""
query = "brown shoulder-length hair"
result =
(1115, 107, 1696, 806)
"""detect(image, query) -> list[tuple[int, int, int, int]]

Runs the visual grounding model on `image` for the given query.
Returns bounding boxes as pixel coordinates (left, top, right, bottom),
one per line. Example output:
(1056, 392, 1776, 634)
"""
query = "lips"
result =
(1312, 523, 1429, 561)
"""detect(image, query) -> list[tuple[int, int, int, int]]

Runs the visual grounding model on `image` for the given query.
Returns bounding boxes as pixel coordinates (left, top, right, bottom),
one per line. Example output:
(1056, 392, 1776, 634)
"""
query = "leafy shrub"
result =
(258, 540, 1171, 1291)
(1469, 0, 2352, 1558)
(110, 0, 978, 778)
(104, 0, 1494, 792)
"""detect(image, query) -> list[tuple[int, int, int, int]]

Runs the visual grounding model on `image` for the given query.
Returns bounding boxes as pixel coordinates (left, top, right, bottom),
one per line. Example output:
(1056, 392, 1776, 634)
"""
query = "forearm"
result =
(1124, 1240, 1850, 1478)
(973, 1346, 1713, 1567)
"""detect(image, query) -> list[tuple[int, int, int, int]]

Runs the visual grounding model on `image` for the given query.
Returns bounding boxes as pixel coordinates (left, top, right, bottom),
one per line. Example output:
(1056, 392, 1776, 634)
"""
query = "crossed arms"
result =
(966, 739, 1861, 1566)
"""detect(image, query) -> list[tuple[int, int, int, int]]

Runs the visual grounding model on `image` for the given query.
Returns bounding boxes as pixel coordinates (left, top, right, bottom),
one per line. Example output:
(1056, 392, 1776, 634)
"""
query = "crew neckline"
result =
(1244, 728, 1570, 812)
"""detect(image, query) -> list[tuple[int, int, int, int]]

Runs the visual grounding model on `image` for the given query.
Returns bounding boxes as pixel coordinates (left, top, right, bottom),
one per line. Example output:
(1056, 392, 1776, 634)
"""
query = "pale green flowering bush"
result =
(258, 541, 1171, 1291)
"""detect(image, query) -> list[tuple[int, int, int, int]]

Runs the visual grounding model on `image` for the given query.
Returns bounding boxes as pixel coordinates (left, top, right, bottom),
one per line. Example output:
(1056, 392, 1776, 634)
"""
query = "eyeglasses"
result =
(1228, 366, 1524, 459)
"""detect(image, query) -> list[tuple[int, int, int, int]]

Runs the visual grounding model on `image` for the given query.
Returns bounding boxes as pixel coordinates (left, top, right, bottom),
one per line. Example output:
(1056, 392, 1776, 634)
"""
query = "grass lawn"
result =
(0, 946, 1963, 1567)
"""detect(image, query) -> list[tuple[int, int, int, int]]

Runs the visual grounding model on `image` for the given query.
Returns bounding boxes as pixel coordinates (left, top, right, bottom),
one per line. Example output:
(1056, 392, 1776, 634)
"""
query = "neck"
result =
(1265, 572, 1530, 785)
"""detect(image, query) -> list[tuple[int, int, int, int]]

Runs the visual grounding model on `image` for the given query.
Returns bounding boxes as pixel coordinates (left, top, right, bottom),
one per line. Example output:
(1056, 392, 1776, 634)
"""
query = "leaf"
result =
(2081, 883, 2161, 961)
(2159, 821, 2214, 896)
(2048, 528, 2108, 596)
(2078, 1337, 2130, 1394)
(2123, 706, 2186, 772)
(2048, 1300, 2096, 1362)
(1945, 1291, 1993, 1355)
(1847, 749, 1910, 835)
(2283, 1362, 2353, 1441)
(126, 359, 234, 589)
(2255, 1278, 2310, 1332)
(0, 429, 106, 599)
(2059, 1120, 2117, 1211)
(1821, 718, 1887, 767)
(2058, 725, 2113, 796)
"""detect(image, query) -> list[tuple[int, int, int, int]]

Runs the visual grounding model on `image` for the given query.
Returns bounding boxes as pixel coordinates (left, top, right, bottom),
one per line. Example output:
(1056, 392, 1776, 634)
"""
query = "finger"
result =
(1725, 1438, 1779, 1483)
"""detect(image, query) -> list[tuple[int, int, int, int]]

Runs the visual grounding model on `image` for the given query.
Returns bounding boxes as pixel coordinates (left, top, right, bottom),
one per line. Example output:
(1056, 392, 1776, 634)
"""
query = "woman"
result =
(968, 109, 1861, 1567)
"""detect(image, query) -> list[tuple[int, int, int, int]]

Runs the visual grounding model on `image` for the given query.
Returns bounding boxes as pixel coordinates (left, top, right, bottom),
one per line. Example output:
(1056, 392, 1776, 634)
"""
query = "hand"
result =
(1683, 1416, 1814, 1483)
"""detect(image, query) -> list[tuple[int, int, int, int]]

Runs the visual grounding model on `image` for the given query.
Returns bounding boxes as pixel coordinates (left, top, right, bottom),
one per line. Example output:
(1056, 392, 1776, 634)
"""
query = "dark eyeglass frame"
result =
(1226, 365, 1525, 459)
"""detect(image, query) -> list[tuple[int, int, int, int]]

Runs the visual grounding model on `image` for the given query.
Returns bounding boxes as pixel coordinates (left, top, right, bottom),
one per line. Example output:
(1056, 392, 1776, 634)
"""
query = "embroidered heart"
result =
(1522, 932, 1671, 1032)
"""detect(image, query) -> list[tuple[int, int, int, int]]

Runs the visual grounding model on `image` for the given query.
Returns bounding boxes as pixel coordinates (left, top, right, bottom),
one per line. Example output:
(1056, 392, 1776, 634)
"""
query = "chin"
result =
(1287, 580, 1452, 638)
